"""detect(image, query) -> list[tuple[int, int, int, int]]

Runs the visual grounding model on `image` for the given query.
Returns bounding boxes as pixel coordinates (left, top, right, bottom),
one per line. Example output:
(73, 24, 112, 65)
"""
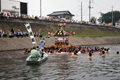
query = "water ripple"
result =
(0, 44, 120, 80)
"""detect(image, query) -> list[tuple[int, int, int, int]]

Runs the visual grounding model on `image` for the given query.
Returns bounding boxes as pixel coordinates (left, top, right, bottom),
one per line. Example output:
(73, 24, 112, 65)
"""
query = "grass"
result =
(42, 34, 120, 37)
(71, 34, 120, 37)
(1, 21, 120, 38)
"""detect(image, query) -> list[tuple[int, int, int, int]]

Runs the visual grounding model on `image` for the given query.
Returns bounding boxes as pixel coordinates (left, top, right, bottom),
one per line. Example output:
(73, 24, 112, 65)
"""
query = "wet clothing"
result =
(41, 51, 46, 58)
(30, 49, 41, 61)
(89, 52, 92, 57)
(39, 40, 45, 50)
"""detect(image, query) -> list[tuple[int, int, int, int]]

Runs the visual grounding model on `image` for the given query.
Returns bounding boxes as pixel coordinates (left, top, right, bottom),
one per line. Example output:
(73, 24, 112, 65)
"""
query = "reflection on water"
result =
(29, 65, 41, 77)
(0, 44, 120, 80)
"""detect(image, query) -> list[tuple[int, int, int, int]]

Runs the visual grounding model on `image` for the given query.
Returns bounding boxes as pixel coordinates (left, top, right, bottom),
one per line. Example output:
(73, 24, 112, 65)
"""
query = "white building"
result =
(115, 20, 120, 28)
(47, 11, 74, 21)
(0, 0, 27, 16)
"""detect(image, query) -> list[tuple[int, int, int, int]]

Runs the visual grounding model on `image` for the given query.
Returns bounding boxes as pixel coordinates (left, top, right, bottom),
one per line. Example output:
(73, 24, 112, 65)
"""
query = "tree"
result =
(98, 11, 120, 25)
(90, 17, 97, 24)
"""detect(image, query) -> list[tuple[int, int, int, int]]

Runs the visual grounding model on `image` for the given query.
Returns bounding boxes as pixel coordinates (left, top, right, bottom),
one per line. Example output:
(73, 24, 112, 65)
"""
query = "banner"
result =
(25, 23, 37, 44)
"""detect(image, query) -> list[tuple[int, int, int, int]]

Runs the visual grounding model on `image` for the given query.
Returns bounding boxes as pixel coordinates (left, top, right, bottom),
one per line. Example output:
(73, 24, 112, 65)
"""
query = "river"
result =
(0, 44, 120, 80)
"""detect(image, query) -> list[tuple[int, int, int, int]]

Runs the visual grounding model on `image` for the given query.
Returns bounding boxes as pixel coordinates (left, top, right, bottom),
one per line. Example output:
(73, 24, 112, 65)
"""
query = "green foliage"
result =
(71, 34, 120, 37)
(90, 17, 97, 23)
(99, 11, 120, 25)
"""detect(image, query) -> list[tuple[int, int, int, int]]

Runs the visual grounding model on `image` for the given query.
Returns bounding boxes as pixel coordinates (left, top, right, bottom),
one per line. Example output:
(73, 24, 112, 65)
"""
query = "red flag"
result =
(72, 31, 75, 35)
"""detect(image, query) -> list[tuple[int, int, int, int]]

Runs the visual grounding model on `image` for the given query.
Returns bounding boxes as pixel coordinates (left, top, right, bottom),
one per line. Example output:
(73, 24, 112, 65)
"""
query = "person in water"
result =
(23, 48, 28, 54)
(116, 51, 119, 54)
(27, 48, 32, 53)
(30, 47, 41, 61)
(101, 50, 105, 58)
(36, 46, 40, 51)
(99, 48, 103, 55)
(105, 48, 109, 54)
(71, 50, 78, 58)
(56, 49, 62, 55)
(88, 50, 93, 58)
(68, 49, 72, 55)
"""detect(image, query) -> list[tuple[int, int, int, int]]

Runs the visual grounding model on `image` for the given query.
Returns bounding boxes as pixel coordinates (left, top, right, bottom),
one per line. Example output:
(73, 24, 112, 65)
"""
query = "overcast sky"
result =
(18, 0, 120, 21)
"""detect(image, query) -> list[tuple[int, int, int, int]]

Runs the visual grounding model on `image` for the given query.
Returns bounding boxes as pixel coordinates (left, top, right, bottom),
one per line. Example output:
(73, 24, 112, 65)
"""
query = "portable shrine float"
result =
(44, 23, 76, 51)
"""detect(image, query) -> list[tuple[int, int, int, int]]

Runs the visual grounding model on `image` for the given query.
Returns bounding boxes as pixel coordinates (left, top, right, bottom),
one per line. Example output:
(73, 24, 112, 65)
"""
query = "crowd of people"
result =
(0, 28, 28, 38)
(0, 12, 76, 23)
(0, 12, 110, 26)
(44, 46, 112, 58)
(23, 37, 119, 60)
(0, 28, 44, 38)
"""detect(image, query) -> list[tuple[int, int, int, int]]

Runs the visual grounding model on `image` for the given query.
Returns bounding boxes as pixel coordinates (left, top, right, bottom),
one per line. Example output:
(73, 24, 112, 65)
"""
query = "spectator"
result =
(39, 32, 42, 38)
(26, 32, 29, 37)
(23, 32, 28, 37)
(11, 27, 14, 34)
(0, 12, 4, 19)
(0, 29, 2, 38)
(14, 31, 17, 37)
(46, 34, 50, 38)
(7, 13, 10, 19)
(34, 32, 37, 37)
(23, 32, 26, 37)
(2, 30, 7, 38)
(21, 30, 24, 37)
(9, 32, 14, 38)
(17, 29, 23, 37)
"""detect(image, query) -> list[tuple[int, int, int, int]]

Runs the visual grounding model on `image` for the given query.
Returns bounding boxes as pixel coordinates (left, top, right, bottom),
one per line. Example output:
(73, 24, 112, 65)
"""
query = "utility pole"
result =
(89, 0, 93, 22)
(0, 0, 1, 12)
(40, 0, 42, 17)
(89, 0, 91, 22)
(81, 1, 82, 22)
(112, 6, 113, 26)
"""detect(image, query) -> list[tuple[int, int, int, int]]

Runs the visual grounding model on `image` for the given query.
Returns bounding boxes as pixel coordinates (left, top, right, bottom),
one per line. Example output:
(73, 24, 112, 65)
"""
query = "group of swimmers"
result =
(23, 45, 119, 59)
(44, 46, 99, 58)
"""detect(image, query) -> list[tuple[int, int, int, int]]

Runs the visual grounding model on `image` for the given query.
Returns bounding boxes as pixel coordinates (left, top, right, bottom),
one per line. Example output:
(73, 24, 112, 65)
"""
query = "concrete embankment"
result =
(0, 37, 120, 51)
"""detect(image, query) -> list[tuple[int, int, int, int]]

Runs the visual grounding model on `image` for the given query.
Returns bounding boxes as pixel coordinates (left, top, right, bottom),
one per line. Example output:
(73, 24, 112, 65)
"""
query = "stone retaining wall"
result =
(0, 37, 120, 51)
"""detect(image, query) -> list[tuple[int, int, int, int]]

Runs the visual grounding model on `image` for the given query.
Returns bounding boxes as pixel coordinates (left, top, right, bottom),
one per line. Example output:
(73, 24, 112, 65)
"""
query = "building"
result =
(47, 10, 74, 20)
(0, 0, 27, 16)
(115, 20, 120, 28)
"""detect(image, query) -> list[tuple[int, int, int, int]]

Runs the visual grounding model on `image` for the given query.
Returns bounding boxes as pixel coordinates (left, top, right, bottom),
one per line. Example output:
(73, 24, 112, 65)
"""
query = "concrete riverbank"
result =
(0, 36, 120, 51)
